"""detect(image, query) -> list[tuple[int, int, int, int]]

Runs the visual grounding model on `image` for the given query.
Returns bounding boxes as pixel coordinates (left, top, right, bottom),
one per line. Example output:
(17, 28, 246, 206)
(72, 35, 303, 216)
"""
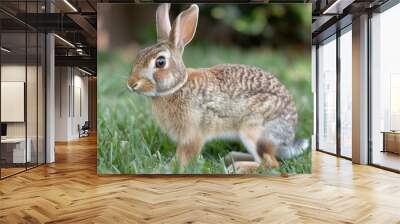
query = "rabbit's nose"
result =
(127, 81, 138, 91)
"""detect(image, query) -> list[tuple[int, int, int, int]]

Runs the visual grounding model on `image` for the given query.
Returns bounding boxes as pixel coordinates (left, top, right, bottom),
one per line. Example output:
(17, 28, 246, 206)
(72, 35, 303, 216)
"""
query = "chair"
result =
(79, 121, 90, 138)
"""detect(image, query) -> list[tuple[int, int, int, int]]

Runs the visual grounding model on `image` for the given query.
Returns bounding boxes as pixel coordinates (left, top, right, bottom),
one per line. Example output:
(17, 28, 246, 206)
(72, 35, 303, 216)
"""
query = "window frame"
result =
(0, 1, 47, 180)
(315, 23, 353, 161)
(367, 0, 400, 173)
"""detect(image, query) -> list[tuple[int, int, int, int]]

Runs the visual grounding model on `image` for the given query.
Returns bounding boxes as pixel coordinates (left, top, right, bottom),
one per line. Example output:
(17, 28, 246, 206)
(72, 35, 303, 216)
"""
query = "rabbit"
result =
(127, 3, 309, 170)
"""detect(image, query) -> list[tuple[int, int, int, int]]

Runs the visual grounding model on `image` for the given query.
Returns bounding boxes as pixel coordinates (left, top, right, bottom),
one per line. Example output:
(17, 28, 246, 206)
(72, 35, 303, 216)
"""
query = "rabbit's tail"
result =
(276, 139, 310, 160)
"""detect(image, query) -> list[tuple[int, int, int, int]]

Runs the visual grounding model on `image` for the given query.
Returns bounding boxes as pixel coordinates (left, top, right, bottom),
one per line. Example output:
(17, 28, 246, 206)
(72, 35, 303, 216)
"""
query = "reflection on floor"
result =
(0, 167, 25, 177)
(373, 150, 400, 171)
(0, 163, 42, 178)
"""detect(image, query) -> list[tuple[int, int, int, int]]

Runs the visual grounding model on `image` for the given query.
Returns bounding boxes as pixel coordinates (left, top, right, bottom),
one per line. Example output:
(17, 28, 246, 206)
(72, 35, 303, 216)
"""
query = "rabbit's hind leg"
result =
(227, 124, 289, 173)
(257, 118, 296, 168)
(225, 126, 263, 174)
(239, 126, 264, 163)
(256, 139, 280, 168)
(224, 151, 254, 163)
(225, 151, 257, 174)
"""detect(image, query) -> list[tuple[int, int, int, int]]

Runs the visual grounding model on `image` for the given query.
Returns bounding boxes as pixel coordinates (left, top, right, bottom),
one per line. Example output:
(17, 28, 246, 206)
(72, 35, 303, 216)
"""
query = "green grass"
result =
(97, 43, 312, 175)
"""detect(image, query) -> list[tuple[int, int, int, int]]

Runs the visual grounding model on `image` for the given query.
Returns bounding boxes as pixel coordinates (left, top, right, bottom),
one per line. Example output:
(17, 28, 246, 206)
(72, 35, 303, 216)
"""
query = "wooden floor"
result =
(1, 136, 400, 223)
(0, 167, 26, 178)
(373, 150, 400, 171)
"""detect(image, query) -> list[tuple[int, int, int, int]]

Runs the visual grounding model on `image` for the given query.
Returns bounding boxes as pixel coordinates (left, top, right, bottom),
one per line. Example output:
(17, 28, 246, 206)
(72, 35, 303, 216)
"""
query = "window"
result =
(370, 3, 400, 171)
(339, 27, 352, 158)
(317, 35, 337, 154)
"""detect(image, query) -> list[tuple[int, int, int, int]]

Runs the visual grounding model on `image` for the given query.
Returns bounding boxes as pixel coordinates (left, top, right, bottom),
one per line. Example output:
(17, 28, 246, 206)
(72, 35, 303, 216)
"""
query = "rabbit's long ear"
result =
(156, 3, 171, 42)
(170, 4, 199, 52)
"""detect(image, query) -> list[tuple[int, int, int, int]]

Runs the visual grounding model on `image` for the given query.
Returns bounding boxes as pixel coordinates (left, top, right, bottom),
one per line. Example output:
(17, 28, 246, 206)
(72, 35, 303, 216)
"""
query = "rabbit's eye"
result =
(155, 56, 166, 68)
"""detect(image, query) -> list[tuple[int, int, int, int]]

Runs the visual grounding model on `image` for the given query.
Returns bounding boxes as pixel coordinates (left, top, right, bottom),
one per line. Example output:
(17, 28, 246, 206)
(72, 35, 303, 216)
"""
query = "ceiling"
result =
(0, 0, 98, 74)
(311, 0, 391, 43)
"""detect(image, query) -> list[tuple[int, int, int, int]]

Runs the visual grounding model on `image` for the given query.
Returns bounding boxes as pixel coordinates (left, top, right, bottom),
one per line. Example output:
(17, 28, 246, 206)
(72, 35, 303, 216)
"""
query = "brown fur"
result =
(139, 79, 154, 92)
(151, 65, 297, 166)
(257, 139, 280, 168)
(127, 75, 141, 88)
(154, 70, 170, 81)
(128, 4, 298, 167)
(176, 136, 203, 165)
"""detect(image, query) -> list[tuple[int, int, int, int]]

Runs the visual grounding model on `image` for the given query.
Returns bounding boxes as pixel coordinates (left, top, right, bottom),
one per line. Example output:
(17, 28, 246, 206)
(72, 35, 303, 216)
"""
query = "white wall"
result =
(1, 82, 25, 122)
(55, 67, 89, 141)
(55, 67, 69, 141)
(1, 65, 26, 132)
(1, 63, 46, 164)
(71, 73, 89, 138)
(1, 65, 25, 81)
(1, 65, 26, 140)
(1, 65, 39, 138)
(46, 5, 56, 163)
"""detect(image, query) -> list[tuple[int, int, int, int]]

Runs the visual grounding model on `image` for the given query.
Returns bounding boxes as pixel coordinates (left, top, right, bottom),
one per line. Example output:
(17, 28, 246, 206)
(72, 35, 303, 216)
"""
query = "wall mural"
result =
(97, 3, 312, 175)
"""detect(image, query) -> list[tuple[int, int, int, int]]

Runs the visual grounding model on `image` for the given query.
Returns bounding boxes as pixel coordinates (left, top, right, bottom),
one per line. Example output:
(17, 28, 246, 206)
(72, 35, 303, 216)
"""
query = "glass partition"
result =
(38, 32, 45, 165)
(371, 3, 400, 171)
(1, 30, 28, 177)
(317, 35, 337, 154)
(339, 27, 352, 158)
(0, 3, 46, 179)
(27, 30, 38, 169)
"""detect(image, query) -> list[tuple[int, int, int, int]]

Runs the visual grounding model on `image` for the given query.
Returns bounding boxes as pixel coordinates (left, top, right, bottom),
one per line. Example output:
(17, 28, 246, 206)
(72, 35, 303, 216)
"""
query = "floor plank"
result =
(1, 135, 400, 223)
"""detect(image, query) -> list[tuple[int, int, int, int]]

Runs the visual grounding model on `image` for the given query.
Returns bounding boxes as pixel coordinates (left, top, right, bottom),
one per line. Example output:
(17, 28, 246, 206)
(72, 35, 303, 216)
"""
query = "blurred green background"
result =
(97, 4, 312, 174)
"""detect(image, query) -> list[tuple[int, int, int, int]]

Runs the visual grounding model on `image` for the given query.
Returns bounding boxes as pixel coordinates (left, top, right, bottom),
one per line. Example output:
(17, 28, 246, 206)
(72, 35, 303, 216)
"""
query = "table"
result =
(381, 131, 400, 155)
(1, 138, 31, 163)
